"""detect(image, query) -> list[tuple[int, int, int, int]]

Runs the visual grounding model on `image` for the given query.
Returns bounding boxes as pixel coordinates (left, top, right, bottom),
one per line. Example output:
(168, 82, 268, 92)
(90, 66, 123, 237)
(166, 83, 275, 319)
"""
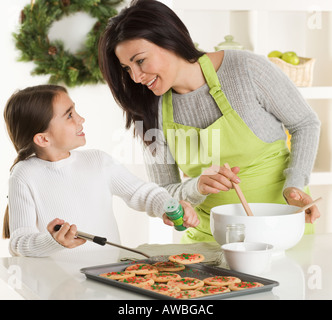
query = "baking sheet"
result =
(80, 259, 279, 300)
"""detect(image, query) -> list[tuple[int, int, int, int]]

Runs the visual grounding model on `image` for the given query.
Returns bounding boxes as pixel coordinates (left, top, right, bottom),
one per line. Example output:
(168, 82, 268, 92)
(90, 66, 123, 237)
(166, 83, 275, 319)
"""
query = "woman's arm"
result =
(143, 135, 207, 206)
(248, 54, 321, 223)
(248, 53, 321, 191)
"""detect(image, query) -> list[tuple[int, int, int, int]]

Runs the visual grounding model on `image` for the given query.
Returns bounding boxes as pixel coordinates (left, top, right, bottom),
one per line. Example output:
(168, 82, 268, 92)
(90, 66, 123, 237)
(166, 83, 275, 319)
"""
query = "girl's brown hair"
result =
(2, 84, 67, 239)
(98, 0, 204, 145)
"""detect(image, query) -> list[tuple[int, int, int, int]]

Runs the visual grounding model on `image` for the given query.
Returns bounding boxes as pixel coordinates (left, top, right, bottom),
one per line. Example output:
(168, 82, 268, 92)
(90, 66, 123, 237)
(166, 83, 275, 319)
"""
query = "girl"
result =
(3, 84, 199, 258)
(98, 0, 321, 243)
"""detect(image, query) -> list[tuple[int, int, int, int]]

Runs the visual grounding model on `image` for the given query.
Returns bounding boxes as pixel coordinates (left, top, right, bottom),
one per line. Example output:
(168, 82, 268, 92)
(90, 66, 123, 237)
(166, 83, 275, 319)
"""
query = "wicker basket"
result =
(268, 57, 315, 87)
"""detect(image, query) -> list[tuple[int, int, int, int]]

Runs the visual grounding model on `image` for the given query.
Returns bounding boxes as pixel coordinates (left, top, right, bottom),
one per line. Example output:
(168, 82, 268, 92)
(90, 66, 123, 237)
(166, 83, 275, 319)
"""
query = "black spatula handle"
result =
(53, 224, 106, 246)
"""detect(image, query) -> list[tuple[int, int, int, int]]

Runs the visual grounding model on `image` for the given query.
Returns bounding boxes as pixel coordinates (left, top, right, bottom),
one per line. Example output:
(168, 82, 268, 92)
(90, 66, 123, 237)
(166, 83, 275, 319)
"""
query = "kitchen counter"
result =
(0, 233, 331, 300)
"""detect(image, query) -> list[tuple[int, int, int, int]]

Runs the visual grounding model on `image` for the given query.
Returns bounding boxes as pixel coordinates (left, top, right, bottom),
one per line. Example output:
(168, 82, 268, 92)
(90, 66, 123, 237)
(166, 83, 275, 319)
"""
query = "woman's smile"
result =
(146, 76, 158, 90)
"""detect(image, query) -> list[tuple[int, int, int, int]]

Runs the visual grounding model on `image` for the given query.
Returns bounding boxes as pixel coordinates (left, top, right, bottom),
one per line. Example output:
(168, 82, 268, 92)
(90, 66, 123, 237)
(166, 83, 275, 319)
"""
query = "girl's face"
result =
(43, 91, 85, 160)
(115, 39, 181, 96)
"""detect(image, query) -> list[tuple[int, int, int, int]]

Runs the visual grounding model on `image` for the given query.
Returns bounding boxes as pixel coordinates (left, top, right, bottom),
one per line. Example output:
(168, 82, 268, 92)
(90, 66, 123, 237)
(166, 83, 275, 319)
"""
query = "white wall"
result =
(1, 1, 331, 257)
(0, 0, 156, 257)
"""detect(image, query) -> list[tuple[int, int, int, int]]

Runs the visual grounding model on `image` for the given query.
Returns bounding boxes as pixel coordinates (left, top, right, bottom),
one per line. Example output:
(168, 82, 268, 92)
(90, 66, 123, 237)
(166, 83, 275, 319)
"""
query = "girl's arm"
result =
(102, 151, 197, 222)
(8, 177, 64, 257)
(106, 157, 171, 218)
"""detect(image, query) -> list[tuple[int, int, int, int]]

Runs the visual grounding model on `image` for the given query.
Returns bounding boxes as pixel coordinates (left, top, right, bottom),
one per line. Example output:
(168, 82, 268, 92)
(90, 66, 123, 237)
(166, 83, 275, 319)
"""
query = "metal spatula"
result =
(53, 225, 221, 265)
(54, 225, 151, 258)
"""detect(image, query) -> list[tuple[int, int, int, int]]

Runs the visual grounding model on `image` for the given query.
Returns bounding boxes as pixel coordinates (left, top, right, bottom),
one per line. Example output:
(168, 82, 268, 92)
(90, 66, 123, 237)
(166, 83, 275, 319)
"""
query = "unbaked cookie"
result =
(167, 289, 205, 299)
(144, 272, 181, 283)
(197, 285, 230, 296)
(118, 276, 154, 287)
(203, 276, 241, 286)
(153, 261, 185, 272)
(169, 253, 205, 264)
(141, 283, 180, 296)
(228, 281, 264, 291)
(99, 271, 135, 280)
(167, 277, 204, 290)
(125, 263, 158, 275)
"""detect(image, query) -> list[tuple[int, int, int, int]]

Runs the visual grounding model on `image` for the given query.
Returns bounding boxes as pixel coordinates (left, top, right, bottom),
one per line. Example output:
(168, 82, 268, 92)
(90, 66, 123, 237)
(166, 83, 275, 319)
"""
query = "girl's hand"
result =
(162, 200, 200, 228)
(283, 187, 321, 223)
(47, 218, 86, 249)
(197, 164, 241, 195)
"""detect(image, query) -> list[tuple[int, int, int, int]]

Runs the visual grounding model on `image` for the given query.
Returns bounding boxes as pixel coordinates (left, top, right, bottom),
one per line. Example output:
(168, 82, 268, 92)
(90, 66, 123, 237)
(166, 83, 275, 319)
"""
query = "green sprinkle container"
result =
(163, 198, 187, 231)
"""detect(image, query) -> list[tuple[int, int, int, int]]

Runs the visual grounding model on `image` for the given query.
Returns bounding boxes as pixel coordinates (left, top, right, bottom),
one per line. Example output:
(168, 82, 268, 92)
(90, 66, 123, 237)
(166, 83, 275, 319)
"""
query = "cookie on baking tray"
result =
(125, 263, 158, 275)
(167, 277, 204, 290)
(197, 286, 230, 296)
(141, 283, 180, 296)
(118, 276, 154, 287)
(203, 275, 241, 287)
(153, 261, 185, 272)
(228, 281, 264, 291)
(168, 253, 205, 264)
(99, 271, 135, 280)
(144, 272, 181, 282)
(167, 289, 204, 299)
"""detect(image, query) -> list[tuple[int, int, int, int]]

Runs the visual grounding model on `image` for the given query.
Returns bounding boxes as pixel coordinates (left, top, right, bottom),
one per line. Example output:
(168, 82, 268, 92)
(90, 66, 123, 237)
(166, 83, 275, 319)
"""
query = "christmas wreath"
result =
(14, 0, 123, 87)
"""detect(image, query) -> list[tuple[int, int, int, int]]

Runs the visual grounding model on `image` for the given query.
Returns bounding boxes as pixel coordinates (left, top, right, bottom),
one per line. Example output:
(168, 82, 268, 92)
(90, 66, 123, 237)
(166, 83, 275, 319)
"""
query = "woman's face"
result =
(115, 39, 181, 96)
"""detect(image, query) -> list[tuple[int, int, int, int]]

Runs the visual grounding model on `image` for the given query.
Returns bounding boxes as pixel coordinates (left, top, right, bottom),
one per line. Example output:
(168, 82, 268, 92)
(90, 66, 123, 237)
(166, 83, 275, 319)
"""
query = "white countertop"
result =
(0, 233, 331, 300)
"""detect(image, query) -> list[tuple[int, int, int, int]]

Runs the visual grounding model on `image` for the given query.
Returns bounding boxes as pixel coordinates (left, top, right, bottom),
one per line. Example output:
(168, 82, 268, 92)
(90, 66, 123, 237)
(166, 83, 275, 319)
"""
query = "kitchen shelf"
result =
(174, 0, 332, 12)
(298, 87, 332, 100)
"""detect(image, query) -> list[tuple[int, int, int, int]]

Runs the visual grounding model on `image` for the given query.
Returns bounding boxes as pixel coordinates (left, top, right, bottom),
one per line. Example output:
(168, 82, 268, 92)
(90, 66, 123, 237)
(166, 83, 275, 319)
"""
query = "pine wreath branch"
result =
(14, 0, 122, 87)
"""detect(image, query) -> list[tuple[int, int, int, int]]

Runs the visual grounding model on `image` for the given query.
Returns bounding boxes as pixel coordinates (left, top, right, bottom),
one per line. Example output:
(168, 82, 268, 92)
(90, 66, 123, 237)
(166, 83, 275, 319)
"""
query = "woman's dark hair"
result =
(98, 0, 204, 145)
(2, 84, 67, 239)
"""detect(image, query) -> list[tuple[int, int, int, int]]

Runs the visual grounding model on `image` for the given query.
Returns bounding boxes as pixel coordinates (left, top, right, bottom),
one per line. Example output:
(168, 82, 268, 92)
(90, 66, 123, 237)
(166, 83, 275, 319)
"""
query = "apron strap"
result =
(162, 53, 233, 136)
(198, 54, 232, 115)
(162, 90, 174, 139)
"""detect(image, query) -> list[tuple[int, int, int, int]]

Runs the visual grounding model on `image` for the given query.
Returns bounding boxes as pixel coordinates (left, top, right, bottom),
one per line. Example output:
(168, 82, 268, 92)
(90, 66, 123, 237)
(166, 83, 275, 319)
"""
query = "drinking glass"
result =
(226, 223, 245, 243)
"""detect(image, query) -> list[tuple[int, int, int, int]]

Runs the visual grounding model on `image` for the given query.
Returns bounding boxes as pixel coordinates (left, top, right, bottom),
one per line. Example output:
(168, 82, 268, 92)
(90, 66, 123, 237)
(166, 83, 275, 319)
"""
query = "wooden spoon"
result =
(294, 197, 322, 213)
(224, 163, 254, 216)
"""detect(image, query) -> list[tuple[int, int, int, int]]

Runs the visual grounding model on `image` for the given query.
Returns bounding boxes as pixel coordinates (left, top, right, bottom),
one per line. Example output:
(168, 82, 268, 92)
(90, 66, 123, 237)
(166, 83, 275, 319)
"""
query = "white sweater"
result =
(8, 149, 172, 258)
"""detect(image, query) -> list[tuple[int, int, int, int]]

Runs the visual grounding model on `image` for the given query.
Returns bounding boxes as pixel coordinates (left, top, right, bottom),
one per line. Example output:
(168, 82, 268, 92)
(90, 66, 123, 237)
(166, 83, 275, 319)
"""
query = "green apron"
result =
(162, 54, 312, 243)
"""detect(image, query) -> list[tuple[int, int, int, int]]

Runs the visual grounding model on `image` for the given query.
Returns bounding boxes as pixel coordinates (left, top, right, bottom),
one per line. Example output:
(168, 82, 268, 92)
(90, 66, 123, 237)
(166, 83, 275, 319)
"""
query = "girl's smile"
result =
(76, 128, 85, 137)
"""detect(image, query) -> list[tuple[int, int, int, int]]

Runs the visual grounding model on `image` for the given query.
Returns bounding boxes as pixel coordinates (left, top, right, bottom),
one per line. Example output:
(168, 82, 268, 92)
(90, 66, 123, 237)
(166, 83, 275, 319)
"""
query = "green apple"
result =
(281, 51, 300, 65)
(268, 50, 283, 58)
(284, 51, 297, 56)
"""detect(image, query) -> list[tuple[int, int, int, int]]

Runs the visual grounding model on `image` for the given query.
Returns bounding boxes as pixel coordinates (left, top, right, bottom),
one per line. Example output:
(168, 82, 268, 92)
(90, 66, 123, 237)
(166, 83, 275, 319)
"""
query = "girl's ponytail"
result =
(2, 206, 10, 239)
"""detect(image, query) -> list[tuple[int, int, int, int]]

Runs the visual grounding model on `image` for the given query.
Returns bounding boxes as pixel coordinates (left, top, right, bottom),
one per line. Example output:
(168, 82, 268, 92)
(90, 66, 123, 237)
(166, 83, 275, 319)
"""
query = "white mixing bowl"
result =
(221, 242, 274, 274)
(210, 203, 305, 253)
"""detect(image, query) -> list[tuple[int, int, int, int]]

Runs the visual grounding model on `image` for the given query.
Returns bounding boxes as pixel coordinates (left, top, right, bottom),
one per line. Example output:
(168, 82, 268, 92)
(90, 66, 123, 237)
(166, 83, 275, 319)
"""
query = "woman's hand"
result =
(47, 218, 86, 249)
(197, 164, 241, 195)
(162, 200, 200, 228)
(283, 187, 321, 223)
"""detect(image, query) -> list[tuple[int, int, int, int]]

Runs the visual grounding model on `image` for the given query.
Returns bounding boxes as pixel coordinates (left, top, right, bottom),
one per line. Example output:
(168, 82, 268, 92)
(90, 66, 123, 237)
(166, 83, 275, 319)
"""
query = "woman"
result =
(98, 0, 321, 243)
